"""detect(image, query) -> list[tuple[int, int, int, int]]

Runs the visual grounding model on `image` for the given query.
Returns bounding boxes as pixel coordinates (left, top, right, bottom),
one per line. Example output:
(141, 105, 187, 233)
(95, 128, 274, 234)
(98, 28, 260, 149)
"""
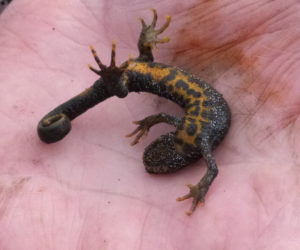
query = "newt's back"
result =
(126, 61, 231, 153)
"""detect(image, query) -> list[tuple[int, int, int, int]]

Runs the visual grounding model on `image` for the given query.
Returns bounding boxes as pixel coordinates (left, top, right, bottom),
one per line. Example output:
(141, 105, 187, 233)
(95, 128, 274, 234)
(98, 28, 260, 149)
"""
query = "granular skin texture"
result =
(37, 9, 231, 215)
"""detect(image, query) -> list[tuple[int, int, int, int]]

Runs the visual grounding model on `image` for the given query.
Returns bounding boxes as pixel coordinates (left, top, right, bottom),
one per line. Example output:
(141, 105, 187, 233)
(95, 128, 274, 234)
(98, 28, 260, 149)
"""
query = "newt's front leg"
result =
(137, 8, 171, 62)
(126, 112, 182, 145)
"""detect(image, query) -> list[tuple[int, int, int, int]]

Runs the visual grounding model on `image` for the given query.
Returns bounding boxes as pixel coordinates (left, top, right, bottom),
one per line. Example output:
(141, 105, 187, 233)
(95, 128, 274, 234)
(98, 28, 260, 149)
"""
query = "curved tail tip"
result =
(37, 113, 71, 143)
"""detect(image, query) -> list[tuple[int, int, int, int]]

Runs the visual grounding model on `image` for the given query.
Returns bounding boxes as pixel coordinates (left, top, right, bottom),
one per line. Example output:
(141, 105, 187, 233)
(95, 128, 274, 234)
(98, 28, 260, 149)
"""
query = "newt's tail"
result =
(38, 113, 71, 143)
(37, 78, 111, 143)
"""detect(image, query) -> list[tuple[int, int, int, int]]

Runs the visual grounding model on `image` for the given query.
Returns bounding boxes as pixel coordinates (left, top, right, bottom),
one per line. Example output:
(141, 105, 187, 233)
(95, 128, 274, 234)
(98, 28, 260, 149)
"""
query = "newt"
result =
(37, 9, 231, 215)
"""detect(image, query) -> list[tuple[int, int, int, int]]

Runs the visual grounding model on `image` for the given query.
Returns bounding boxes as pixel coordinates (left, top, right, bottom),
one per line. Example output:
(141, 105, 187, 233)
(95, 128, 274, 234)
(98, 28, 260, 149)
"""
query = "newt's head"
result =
(88, 43, 130, 98)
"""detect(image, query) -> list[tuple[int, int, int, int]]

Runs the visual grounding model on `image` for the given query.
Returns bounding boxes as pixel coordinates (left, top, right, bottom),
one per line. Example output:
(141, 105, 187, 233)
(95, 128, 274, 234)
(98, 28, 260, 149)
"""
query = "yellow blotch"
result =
(176, 130, 197, 145)
(127, 62, 212, 136)
(78, 87, 93, 97)
(167, 71, 205, 99)
(175, 116, 212, 147)
(127, 62, 171, 82)
(120, 73, 128, 86)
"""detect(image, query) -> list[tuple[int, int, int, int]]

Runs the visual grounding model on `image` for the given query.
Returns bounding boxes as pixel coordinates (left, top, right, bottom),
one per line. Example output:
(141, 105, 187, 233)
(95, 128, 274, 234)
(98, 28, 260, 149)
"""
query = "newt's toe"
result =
(177, 184, 207, 215)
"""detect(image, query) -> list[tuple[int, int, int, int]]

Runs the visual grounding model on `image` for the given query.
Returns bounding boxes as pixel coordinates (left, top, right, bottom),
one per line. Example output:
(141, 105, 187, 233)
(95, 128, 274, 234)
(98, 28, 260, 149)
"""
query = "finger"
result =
(150, 8, 158, 28)
(156, 15, 171, 34)
(110, 41, 116, 67)
(88, 65, 101, 76)
(126, 126, 141, 137)
(176, 193, 192, 202)
(156, 37, 170, 44)
(130, 129, 146, 146)
(132, 120, 142, 125)
(138, 17, 147, 28)
(90, 45, 105, 69)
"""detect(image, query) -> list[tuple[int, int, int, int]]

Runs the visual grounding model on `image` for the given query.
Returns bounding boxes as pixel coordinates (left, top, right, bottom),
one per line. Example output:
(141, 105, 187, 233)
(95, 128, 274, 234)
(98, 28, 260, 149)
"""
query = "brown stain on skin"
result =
(168, 1, 299, 149)
(170, 1, 260, 72)
(172, 31, 260, 86)
(169, 3, 269, 101)
(170, 1, 296, 110)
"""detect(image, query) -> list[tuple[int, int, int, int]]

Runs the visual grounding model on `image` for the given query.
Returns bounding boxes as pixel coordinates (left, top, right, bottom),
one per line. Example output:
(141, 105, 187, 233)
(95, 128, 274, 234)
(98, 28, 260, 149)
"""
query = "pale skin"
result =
(0, 0, 299, 249)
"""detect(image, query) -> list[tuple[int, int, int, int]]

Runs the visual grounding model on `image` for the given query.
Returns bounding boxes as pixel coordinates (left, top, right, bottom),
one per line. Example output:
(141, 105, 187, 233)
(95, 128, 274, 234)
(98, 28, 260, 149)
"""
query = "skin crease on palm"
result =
(0, 0, 299, 249)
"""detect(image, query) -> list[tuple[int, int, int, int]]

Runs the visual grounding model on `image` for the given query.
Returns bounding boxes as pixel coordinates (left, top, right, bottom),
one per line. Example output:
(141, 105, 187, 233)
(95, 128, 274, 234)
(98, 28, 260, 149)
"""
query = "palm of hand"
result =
(0, 1, 299, 249)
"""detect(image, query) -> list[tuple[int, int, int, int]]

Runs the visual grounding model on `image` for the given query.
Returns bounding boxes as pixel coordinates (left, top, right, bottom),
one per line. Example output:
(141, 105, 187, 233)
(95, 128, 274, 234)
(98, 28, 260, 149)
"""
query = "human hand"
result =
(0, 0, 299, 249)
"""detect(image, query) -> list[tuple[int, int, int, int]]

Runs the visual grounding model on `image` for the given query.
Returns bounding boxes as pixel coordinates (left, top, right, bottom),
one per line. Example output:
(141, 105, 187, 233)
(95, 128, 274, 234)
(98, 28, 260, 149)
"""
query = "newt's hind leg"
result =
(177, 142, 218, 216)
(137, 9, 171, 62)
(143, 132, 200, 174)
